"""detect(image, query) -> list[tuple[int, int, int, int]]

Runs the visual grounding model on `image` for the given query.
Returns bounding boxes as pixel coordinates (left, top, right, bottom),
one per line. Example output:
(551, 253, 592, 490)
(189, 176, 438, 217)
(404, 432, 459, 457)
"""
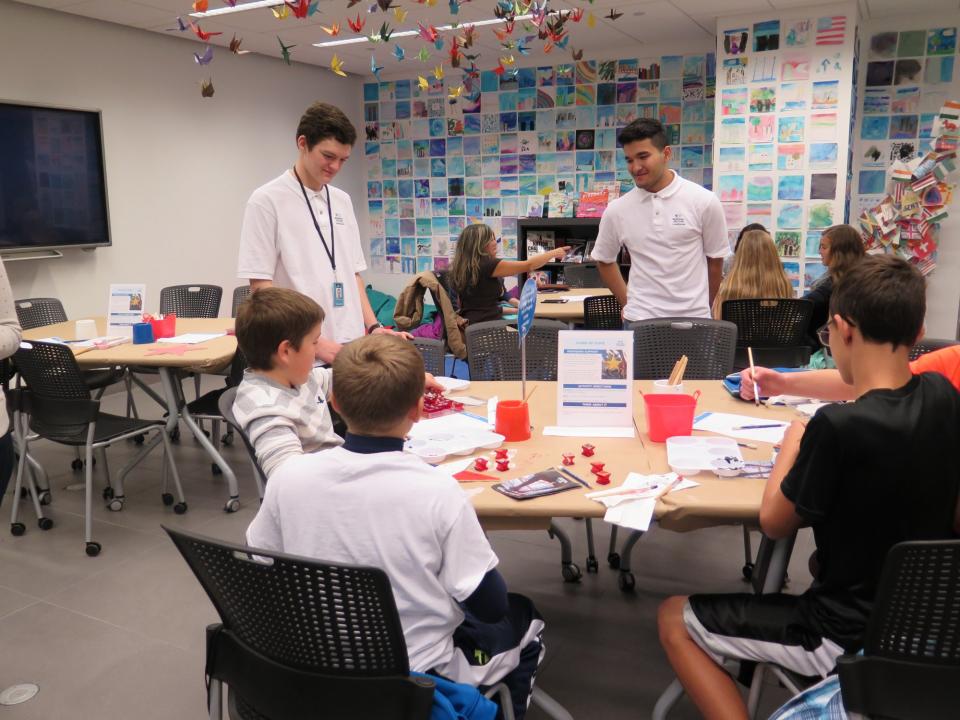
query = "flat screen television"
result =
(0, 101, 111, 253)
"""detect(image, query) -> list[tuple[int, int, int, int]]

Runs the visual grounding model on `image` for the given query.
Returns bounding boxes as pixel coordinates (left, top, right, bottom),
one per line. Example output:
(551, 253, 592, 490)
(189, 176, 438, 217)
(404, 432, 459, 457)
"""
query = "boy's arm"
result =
(438, 495, 501, 614)
(462, 569, 509, 623)
(248, 418, 305, 478)
(759, 420, 807, 539)
(740, 367, 856, 402)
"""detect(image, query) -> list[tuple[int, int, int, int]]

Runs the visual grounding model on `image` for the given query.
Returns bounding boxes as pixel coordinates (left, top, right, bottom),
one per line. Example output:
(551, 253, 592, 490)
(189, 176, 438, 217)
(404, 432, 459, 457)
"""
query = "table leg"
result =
(547, 521, 582, 583)
(157, 367, 240, 512)
(616, 529, 644, 592)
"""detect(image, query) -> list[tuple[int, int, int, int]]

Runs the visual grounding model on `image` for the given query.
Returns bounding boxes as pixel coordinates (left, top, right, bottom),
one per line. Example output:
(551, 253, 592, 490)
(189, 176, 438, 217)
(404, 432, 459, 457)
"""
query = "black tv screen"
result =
(0, 101, 111, 251)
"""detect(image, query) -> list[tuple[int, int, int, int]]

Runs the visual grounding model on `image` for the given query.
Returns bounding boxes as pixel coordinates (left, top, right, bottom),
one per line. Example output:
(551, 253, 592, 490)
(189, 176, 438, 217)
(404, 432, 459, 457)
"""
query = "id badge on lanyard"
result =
(294, 168, 344, 309)
(332, 281, 345, 308)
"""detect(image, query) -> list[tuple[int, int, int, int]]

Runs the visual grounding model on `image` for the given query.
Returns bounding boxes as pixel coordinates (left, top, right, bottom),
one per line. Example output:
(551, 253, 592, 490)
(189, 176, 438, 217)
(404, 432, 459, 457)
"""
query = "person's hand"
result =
(373, 326, 413, 340)
(315, 336, 343, 365)
(776, 419, 807, 457)
(508, 297, 520, 307)
(551, 246, 570, 261)
(424, 373, 445, 393)
(739, 366, 785, 401)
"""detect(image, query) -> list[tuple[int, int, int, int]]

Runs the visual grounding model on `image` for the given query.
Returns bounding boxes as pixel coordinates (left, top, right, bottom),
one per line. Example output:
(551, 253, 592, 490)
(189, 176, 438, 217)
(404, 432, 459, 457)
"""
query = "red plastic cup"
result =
(150, 313, 176, 339)
(644, 390, 701, 443)
(495, 400, 531, 442)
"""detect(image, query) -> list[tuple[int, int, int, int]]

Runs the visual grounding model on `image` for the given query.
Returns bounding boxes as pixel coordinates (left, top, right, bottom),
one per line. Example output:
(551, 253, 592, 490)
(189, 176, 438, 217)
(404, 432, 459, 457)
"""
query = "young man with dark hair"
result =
(657, 255, 960, 720)
(238, 102, 405, 364)
(246, 335, 545, 719)
(592, 118, 728, 321)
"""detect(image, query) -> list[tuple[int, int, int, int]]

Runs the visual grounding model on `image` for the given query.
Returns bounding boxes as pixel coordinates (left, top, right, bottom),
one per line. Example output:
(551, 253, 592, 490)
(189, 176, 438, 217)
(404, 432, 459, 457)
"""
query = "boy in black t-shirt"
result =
(657, 255, 960, 719)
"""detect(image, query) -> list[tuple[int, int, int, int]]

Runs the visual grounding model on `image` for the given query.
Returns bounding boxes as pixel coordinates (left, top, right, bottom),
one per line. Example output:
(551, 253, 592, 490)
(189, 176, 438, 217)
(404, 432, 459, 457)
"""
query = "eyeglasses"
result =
(817, 323, 832, 357)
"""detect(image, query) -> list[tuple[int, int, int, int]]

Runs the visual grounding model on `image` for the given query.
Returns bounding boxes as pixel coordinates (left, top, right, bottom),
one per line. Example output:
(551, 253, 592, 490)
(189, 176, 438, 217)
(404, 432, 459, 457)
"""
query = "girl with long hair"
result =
(805, 224, 866, 346)
(712, 229, 793, 318)
(449, 223, 568, 324)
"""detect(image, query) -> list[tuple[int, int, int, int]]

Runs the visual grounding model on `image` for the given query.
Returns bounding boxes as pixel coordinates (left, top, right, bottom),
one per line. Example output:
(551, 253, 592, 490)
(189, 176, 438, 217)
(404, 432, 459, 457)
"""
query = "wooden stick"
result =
(675, 355, 688, 385)
(747, 346, 760, 407)
(523, 384, 538, 404)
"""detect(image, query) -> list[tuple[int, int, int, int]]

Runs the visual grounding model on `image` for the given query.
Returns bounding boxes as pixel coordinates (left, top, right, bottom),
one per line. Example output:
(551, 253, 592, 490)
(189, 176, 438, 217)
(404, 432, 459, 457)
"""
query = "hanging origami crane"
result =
(193, 45, 214, 65)
(449, 0, 460, 15)
(348, 14, 365, 32)
(433, 64, 444, 80)
(370, 54, 384, 79)
(571, 47, 583, 60)
(192, 0, 207, 12)
(587, 12, 596, 28)
(330, 54, 347, 76)
(459, 24, 476, 47)
(229, 35, 251, 54)
(394, 43, 405, 60)
(277, 36, 296, 64)
(190, 22, 222, 41)
(271, 5, 290, 19)
(417, 22, 439, 43)
(200, 78, 214, 97)
(416, 46, 431, 62)
(285, 0, 310, 18)
(165, 16, 189, 32)
(321, 22, 341, 35)
(418, 75, 430, 90)
(393, 6, 407, 21)
(379, 22, 394, 41)
(570, 8, 583, 22)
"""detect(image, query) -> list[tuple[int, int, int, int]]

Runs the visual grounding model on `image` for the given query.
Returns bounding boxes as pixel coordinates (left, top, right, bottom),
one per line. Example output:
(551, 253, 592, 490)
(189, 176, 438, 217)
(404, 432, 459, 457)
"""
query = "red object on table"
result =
(561, 453, 575, 466)
(581, 443, 595, 457)
(594, 470, 611, 485)
(422, 391, 464, 418)
(590, 462, 605, 474)
(494, 448, 510, 460)
(496, 459, 510, 472)
(474, 457, 489, 471)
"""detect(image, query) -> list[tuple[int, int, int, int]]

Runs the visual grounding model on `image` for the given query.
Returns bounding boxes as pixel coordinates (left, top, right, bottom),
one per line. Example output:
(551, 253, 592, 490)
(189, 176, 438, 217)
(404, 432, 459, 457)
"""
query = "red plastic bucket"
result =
(644, 390, 700, 442)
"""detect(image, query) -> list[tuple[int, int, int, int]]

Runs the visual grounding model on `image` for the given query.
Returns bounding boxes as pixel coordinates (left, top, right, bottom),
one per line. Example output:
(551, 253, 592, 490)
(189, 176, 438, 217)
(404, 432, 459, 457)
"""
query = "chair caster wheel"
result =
(102, 487, 115, 501)
(561, 563, 582, 583)
(134, 434, 145, 445)
(742, 563, 754, 581)
(85, 542, 101, 557)
(38, 517, 53, 531)
(11, 522, 25, 536)
(173, 502, 188, 515)
(169, 428, 180, 442)
(221, 433, 234, 446)
(107, 498, 124, 512)
(618, 572, 636, 592)
(19, 487, 28, 499)
(586, 557, 599, 573)
(211, 463, 222, 475)
(161, 493, 174, 506)
(39, 491, 51, 505)
(71, 458, 84, 471)
(608, 552, 621, 569)
(224, 498, 240, 513)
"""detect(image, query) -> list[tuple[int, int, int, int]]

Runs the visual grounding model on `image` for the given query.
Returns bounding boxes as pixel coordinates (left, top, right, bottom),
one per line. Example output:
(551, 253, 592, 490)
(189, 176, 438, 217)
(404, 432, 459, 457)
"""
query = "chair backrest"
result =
(583, 295, 622, 330)
(14, 342, 98, 442)
(164, 526, 434, 720)
(628, 318, 737, 380)
(15, 297, 68, 330)
(563, 263, 603, 288)
(465, 319, 565, 380)
(909, 338, 959, 361)
(232, 285, 251, 318)
(217, 386, 268, 490)
(159, 284, 223, 318)
(838, 540, 960, 719)
(720, 299, 813, 347)
(412, 338, 445, 376)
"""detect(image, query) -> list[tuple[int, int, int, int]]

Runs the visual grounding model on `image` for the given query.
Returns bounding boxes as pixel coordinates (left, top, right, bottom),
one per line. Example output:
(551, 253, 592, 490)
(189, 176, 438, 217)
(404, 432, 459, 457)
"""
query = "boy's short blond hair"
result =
(235, 287, 324, 371)
(332, 335, 425, 434)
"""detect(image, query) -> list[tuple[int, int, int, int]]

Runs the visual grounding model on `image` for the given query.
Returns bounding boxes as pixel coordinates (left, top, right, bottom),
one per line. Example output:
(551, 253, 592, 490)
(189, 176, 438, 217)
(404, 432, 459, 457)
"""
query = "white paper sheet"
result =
(693, 411, 790, 444)
(157, 333, 226, 344)
(588, 472, 699, 532)
(542, 426, 635, 438)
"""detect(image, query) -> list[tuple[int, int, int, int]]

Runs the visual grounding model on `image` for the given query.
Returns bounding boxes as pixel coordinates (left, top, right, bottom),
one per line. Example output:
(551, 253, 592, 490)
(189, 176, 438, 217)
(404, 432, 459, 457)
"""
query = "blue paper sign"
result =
(517, 278, 538, 342)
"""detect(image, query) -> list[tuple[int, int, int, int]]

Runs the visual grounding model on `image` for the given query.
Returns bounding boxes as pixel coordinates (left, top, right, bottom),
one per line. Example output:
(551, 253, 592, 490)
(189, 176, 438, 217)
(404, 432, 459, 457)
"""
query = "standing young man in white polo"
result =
(238, 102, 404, 364)
(592, 119, 728, 321)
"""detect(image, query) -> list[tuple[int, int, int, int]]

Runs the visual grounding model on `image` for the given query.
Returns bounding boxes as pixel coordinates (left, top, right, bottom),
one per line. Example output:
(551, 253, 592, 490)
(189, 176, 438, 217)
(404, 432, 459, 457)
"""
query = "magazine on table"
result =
(492, 469, 580, 500)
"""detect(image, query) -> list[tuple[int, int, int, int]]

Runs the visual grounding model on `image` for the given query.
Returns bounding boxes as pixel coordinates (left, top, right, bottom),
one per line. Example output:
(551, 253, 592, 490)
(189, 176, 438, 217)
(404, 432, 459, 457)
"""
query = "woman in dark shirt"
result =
(449, 223, 569, 324)
(804, 224, 865, 346)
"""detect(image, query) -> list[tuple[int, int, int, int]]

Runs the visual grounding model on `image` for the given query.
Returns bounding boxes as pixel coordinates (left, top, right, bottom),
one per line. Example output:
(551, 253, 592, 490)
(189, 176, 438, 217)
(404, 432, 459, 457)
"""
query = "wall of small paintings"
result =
(853, 15, 960, 337)
(713, 4, 858, 295)
(361, 45, 715, 280)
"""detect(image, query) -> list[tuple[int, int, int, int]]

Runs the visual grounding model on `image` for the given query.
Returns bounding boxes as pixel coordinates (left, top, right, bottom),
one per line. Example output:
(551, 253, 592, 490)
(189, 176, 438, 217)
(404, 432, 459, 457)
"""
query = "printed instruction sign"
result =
(556, 330, 634, 428)
(107, 283, 146, 338)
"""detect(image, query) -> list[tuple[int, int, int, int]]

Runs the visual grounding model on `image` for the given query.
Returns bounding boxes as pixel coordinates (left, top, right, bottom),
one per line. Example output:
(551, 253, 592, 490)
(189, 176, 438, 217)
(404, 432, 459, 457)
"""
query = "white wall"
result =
(854, 12, 960, 339)
(0, 0, 364, 317)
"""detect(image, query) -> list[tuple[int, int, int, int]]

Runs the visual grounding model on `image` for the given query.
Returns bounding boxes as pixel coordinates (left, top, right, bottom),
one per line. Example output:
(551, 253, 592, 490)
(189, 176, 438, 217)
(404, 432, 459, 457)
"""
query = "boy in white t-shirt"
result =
(246, 335, 546, 719)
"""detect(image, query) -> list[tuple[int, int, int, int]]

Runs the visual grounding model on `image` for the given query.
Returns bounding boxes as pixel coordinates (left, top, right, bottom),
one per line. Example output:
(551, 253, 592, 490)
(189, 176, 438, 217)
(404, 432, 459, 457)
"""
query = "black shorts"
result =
(684, 593, 844, 678)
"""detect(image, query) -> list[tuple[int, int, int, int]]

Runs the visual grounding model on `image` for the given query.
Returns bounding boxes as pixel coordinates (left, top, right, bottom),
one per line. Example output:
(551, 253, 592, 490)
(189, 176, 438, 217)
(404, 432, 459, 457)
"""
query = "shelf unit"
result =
(516, 218, 629, 286)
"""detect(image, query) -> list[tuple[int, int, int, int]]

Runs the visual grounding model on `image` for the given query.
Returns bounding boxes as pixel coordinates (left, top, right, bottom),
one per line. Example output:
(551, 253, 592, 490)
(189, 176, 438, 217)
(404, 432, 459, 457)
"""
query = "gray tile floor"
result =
(0, 380, 816, 719)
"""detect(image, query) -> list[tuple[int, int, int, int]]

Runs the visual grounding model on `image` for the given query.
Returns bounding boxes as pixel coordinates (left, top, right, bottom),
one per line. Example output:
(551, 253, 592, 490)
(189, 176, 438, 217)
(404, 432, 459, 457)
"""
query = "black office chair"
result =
(563, 263, 603, 288)
(412, 338, 445, 376)
(837, 539, 960, 718)
(216, 386, 266, 502)
(721, 299, 814, 369)
(583, 295, 622, 330)
(909, 337, 959, 361)
(465, 319, 566, 381)
(10, 341, 187, 556)
(231, 285, 251, 318)
(628, 317, 737, 380)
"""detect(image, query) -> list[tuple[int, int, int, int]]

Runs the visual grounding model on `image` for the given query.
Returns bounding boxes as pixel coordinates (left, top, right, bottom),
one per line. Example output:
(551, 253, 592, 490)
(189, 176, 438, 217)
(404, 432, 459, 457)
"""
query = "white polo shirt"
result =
(238, 171, 367, 343)
(592, 171, 729, 321)
(246, 448, 498, 673)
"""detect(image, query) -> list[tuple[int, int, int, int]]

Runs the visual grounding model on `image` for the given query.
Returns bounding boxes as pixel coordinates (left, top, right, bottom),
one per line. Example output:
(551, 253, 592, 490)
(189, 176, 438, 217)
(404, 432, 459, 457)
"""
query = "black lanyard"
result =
(293, 167, 336, 270)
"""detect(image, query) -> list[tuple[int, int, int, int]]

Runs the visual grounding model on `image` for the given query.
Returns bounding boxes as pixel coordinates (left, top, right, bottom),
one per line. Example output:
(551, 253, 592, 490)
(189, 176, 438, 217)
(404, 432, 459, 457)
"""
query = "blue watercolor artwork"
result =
(778, 175, 805, 200)
(861, 116, 890, 140)
(776, 203, 803, 228)
(858, 170, 886, 195)
(809, 143, 838, 167)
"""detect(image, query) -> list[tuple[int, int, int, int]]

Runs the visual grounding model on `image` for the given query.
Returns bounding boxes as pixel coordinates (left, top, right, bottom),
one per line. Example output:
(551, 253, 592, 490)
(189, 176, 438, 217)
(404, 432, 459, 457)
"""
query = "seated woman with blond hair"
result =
(711, 228, 793, 319)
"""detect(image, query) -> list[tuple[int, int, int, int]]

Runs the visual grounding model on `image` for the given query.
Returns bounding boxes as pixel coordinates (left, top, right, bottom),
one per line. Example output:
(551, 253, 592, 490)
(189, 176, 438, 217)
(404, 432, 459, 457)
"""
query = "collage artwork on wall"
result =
(363, 52, 716, 275)
(714, 14, 855, 294)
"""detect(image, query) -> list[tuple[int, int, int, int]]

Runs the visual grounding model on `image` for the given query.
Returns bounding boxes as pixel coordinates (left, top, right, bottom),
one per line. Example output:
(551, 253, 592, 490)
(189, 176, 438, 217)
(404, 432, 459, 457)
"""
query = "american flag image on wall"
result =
(815, 16, 846, 45)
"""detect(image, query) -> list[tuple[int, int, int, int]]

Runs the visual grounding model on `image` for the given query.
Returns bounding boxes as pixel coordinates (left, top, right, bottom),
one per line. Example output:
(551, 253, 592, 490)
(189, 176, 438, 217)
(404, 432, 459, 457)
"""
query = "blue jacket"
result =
(410, 672, 498, 720)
